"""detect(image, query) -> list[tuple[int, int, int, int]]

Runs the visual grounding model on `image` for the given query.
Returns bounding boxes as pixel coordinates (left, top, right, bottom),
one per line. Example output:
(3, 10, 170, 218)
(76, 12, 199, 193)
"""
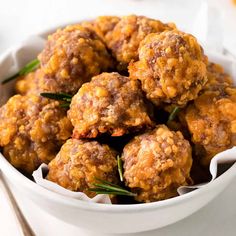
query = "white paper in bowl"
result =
(33, 147, 236, 204)
(0, 32, 236, 204)
(32, 164, 111, 204)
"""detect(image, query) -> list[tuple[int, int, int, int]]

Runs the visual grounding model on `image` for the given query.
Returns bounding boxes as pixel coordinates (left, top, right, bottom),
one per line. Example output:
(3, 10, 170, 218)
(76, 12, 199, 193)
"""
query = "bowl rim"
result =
(0, 21, 236, 213)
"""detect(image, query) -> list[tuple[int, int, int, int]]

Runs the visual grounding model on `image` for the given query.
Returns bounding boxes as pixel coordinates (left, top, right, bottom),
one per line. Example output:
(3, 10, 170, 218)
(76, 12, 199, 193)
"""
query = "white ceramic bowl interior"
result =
(0, 24, 236, 234)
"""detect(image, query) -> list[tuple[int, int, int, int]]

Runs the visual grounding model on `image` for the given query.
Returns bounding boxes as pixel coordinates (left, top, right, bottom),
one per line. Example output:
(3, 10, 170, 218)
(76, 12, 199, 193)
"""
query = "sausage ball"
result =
(104, 15, 176, 71)
(182, 88, 236, 166)
(15, 69, 45, 95)
(0, 95, 72, 174)
(68, 72, 153, 139)
(38, 24, 114, 94)
(201, 62, 233, 93)
(82, 16, 121, 43)
(122, 125, 192, 202)
(129, 30, 208, 106)
(47, 139, 118, 198)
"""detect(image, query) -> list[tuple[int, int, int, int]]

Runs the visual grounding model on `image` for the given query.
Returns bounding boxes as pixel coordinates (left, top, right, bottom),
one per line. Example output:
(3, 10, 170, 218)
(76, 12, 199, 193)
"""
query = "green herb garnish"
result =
(40, 93, 72, 108)
(59, 103, 71, 108)
(1, 59, 40, 85)
(89, 178, 136, 197)
(40, 92, 72, 102)
(168, 106, 180, 122)
(117, 156, 123, 182)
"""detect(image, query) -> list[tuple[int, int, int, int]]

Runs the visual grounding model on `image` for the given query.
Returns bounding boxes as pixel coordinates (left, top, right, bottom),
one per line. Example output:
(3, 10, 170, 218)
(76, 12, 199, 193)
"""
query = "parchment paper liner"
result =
(33, 164, 111, 204)
(32, 147, 236, 204)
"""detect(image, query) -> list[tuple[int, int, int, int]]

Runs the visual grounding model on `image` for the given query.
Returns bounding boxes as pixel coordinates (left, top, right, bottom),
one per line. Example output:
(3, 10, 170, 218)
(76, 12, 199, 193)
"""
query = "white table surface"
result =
(0, 0, 236, 235)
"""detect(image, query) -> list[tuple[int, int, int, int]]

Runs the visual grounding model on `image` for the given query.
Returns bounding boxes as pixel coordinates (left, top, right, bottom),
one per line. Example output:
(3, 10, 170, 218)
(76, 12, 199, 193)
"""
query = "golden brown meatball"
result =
(68, 72, 153, 139)
(15, 69, 45, 95)
(82, 16, 120, 42)
(201, 62, 233, 93)
(38, 24, 114, 94)
(0, 95, 72, 174)
(164, 63, 232, 130)
(47, 139, 118, 198)
(104, 15, 175, 71)
(182, 88, 236, 166)
(122, 125, 192, 202)
(129, 30, 208, 106)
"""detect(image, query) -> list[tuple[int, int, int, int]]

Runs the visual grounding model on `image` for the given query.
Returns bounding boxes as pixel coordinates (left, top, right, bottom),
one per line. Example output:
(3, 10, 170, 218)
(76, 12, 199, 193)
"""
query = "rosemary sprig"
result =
(40, 92, 72, 102)
(168, 106, 180, 122)
(1, 59, 40, 85)
(117, 156, 123, 182)
(89, 178, 136, 197)
(59, 103, 71, 108)
(40, 93, 72, 108)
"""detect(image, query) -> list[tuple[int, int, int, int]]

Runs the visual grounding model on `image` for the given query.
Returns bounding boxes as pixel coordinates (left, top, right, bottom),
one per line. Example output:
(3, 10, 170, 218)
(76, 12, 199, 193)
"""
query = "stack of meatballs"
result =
(0, 15, 234, 203)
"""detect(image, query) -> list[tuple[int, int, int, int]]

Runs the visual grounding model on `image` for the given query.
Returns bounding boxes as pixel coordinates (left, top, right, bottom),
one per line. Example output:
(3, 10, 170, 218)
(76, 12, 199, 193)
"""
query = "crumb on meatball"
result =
(0, 95, 72, 173)
(38, 24, 114, 94)
(201, 62, 233, 93)
(104, 15, 176, 71)
(129, 30, 208, 106)
(122, 125, 192, 202)
(182, 88, 236, 166)
(82, 16, 121, 42)
(46, 139, 118, 198)
(68, 72, 154, 139)
(15, 69, 45, 95)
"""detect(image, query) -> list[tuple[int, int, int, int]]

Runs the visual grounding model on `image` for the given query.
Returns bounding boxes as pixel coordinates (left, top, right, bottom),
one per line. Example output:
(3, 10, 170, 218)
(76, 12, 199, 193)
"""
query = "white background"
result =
(0, 0, 236, 235)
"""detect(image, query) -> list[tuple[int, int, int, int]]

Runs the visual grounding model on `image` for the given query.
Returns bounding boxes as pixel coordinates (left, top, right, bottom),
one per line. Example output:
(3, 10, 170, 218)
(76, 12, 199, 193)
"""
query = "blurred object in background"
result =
(0, 0, 235, 56)
(192, 0, 224, 54)
(0, 0, 204, 53)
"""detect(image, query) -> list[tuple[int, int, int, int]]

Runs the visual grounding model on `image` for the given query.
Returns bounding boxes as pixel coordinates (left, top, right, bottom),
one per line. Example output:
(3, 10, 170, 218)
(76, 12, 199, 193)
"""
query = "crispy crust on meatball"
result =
(201, 62, 233, 93)
(68, 72, 153, 138)
(104, 15, 175, 70)
(122, 125, 192, 202)
(0, 95, 72, 173)
(129, 30, 208, 106)
(182, 88, 236, 166)
(38, 24, 114, 94)
(82, 16, 121, 42)
(15, 69, 45, 95)
(47, 139, 118, 197)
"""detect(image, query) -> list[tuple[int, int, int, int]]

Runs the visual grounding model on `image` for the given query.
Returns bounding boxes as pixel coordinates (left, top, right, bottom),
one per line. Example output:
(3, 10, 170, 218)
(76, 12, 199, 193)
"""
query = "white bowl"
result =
(0, 25, 236, 234)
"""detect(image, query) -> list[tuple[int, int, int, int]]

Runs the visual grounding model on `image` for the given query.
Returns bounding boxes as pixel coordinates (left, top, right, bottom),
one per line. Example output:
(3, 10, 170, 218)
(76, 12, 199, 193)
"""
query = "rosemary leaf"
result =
(117, 156, 124, 182)
(94, 177, 122, 188)
(168, 106, 180, 122)
(88, 189, 136, 196)
(1, 59, 40, 85)
(40, 93, 72, 102)
(92, 183, 129, 194)
(89, 178, 136, 197)
(59, 103, 71, 108)
(19, 59, 40, 76)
